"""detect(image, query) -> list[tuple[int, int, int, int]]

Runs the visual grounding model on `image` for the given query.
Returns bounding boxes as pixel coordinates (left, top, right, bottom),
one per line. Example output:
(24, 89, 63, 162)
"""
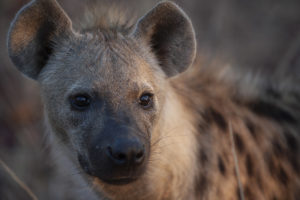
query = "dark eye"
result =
(70, 95, 91, 110)
(139, 93, 153, 109)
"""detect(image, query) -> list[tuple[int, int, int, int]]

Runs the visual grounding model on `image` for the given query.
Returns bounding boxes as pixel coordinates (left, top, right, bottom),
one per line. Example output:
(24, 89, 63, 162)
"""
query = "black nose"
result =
(106, 139, 145, 166)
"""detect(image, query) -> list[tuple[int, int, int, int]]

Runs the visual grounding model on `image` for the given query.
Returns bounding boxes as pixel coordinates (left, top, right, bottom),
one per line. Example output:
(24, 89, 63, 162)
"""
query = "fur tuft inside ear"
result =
(132, 1, 196, 77)
(7, 0, 73, 79)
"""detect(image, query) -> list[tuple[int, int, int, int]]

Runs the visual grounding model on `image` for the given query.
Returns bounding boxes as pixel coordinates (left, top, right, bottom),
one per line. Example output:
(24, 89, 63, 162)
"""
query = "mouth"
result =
(100, 177, 138, 185)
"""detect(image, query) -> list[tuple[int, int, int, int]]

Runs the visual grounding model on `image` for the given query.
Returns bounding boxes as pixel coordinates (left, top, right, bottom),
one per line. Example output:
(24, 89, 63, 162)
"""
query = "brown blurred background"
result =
(0, 0, 299, 199)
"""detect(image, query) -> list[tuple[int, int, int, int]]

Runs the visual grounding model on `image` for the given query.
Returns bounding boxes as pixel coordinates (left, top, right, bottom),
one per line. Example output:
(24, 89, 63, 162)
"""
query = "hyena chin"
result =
(7, 0, 300, 200)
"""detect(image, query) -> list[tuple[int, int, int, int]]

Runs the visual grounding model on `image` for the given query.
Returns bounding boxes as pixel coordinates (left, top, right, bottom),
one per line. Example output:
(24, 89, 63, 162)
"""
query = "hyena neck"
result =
(147, 83, 199, 200)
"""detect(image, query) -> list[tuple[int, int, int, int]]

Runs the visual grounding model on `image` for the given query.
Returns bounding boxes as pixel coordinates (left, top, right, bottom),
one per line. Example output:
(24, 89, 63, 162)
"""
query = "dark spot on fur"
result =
(265, 153, 276, 174)
(247, 100, 296, 124)
(233, 132, 244, 153)
(272, 196, 278, 200)
(195, 174, 208, 197)
(272, 139, 285, 157)
(277, 167, 288, 185)
(283, 131, 300, 173)
(246, 154, 254, 176)
(284, 131, 298, 152)
(198, 122, 209, 134)
(245, 119, 258, 140)
(256, 175, 264, 192)
(287, 153, 300, 174)
(232, 96, 243, 105)
(266, 88, 281, 99)
(218, 156, 226, 176)
(204, 107, 228, 131)
(244, 185, 254, 200)
(195, 146, 210, 196)
(200, 149, 208, 166)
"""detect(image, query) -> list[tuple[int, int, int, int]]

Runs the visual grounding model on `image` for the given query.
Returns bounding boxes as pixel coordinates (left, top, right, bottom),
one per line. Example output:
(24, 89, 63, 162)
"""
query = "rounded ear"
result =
(132, 1, 196, 77)
(7, 0, 74, 80)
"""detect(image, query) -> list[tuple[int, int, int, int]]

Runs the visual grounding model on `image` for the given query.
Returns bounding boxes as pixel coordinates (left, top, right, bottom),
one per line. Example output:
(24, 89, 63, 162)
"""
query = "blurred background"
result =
(0, 0, 299, 199)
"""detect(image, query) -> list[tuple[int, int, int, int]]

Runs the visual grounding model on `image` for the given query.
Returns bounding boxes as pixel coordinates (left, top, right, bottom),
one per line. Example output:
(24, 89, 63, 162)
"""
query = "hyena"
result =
(7, 0, 300, 199)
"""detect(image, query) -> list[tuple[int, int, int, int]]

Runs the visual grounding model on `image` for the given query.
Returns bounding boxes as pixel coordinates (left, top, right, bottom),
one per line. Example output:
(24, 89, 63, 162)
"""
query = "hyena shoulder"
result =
(172, 64, 300, 199)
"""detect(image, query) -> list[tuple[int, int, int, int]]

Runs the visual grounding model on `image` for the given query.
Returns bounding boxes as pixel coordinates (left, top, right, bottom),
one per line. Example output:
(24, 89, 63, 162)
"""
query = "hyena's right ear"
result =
(7, 0, 74, 80)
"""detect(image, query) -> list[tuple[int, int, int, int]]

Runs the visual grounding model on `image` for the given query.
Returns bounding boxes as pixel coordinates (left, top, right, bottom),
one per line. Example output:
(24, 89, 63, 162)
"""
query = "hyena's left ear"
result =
(7, 0, 74, 80)
(132, 1, 196, 77)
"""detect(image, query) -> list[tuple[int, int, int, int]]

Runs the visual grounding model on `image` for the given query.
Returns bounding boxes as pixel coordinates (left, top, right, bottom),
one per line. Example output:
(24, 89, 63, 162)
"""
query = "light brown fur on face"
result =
(7, 0, 300, 200)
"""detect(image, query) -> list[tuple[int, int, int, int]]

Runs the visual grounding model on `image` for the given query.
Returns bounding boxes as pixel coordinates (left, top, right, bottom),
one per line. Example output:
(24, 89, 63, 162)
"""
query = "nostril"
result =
(116, 153, 126, 161)
(136, 151, 143, 159)
(135, 149, 145, 163)
(107, 146, 127, 163)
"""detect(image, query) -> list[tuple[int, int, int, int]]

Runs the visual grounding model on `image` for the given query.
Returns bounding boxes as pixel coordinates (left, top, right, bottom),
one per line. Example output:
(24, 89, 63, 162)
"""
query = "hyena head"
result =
(7, 0, 196, 194)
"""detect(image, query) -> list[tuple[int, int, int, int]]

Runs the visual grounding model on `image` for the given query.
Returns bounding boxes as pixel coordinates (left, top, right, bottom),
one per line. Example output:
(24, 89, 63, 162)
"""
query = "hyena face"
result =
(8, 0, 195, 187)
(41, 35, 166, 184)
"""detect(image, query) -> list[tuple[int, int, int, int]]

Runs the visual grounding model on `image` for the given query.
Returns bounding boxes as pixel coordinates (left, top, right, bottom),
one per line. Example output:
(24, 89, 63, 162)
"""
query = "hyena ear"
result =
(7, 0, 73, 80)
(132, 1, 196, 77)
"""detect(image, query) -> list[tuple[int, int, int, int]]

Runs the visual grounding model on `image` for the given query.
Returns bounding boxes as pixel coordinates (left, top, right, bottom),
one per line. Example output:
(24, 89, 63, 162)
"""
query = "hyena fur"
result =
(7, 0, 300, 199)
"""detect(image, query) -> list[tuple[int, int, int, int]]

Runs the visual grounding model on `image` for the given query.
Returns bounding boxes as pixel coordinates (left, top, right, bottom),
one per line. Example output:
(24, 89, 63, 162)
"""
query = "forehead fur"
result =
(40, 31, 165, 97)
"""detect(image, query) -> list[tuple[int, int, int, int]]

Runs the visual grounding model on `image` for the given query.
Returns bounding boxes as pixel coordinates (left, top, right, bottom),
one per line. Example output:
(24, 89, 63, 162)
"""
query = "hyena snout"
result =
(106, 138, 145, 166)
(87, 136, 147, 184)
(83, 119, 149, 185)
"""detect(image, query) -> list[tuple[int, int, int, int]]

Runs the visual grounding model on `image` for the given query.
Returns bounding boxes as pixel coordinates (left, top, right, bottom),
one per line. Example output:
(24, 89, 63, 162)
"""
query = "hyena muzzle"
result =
(7, 0, 300, 200)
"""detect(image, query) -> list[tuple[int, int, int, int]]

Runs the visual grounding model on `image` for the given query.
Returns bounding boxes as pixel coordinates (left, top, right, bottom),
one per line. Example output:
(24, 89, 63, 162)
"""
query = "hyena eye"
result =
(70, 95, 91, 110)
(139, 93, 153, 109)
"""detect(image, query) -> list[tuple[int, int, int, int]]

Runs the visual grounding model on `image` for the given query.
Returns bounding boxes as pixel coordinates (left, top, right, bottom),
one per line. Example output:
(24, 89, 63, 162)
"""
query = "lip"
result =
(100, 177, 138, 185)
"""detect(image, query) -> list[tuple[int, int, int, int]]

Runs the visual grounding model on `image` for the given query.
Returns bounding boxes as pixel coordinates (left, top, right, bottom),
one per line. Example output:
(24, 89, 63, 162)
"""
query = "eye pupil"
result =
(71, 95, 90, 110)
(139, 93, 153, 108)
(76, 96, 88, 105)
